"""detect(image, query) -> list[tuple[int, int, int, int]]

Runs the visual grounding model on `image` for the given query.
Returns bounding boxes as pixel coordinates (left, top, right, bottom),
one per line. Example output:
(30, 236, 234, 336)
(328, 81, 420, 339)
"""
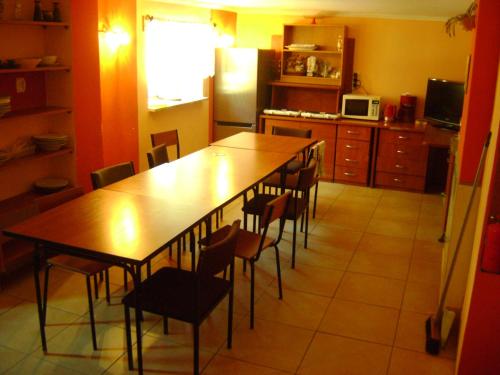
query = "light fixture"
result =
(99, 20, 131, 52)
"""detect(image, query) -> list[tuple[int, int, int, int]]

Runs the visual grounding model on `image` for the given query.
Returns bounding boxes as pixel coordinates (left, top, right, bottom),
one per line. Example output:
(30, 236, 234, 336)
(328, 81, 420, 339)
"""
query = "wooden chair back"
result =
(150, 130, 180, 160)
(272, 126, 312, 139)
(90, 161, 135, 189)
(36, 187, 85, 213)
(257, 192, 291, 255)
(297, 159, 318, 191)
(197, 220, 240, 279)
(147, 144, 169, 168)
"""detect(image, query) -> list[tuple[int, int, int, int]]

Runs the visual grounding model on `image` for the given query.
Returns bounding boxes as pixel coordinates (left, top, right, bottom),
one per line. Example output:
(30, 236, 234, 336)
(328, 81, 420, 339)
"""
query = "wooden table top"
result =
(105, 146, 294, 212)
(210, 132, 316, 154)
(4, 189, 200, 263)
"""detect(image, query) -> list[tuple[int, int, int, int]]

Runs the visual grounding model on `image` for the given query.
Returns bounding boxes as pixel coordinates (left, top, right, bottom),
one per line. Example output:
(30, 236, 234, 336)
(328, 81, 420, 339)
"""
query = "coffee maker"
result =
(398, 94, 417, 123)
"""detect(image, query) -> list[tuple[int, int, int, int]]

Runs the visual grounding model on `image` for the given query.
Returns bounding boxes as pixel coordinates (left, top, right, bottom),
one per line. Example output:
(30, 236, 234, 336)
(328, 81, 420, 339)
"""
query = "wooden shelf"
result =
(0, 65, 71, 74)
(283, 49, 342, 55)
(0, 106, 71, 122)
(0, 148, 72, 170)
(269, 81, 341, 90)
(0, 20, 69, 28)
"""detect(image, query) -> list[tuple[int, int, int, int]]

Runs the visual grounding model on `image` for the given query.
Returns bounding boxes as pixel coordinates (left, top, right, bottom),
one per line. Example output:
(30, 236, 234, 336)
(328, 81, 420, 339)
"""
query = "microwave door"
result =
(346, 99, 369, 116)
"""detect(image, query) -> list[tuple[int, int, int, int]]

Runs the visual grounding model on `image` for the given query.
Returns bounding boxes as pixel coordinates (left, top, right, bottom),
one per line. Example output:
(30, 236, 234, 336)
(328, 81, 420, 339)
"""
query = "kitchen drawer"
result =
(379, 129, 424, 146)
(376, 156, 427, 176)
(338, 125, 372, 141)
(378, 142, 428, 162)
(336, 138, 370, 167)
(375, 172, 425, 191)
(334, 165, 369, 185)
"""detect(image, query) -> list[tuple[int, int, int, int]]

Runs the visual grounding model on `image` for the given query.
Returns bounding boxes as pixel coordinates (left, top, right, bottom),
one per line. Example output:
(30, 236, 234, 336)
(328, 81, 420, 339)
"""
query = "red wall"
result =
(458, 0, 499, 184)
(71, 0, 104, 191)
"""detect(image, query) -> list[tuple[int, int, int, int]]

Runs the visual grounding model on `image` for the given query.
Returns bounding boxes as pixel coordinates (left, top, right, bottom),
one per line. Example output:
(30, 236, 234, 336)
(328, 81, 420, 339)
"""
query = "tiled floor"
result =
(0, 182, 456, 374)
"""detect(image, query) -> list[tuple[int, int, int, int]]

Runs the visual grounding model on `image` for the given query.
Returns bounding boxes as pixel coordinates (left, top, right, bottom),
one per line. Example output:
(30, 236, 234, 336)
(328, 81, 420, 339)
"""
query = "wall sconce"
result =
(99, 21, 131, 52)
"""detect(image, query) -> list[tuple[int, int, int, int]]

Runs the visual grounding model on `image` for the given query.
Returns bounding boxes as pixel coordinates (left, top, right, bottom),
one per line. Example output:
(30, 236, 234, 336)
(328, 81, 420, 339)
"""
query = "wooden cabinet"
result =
(335, 124, 373, 185)
(0, 1, 73, 275)
(375, 129, 428, 191)
(261, 116, 336, 180)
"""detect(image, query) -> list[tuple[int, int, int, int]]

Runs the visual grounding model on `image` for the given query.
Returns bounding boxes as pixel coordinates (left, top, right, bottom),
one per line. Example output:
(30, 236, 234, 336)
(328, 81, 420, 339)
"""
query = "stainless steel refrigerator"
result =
(214, 48, 274, 141)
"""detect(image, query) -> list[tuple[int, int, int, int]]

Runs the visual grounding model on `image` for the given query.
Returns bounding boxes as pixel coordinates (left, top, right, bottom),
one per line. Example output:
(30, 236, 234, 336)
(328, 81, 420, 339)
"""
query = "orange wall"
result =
(236, 14, 472, 118)
(98, 0, 139, 169)
(72, 0, 104, 191)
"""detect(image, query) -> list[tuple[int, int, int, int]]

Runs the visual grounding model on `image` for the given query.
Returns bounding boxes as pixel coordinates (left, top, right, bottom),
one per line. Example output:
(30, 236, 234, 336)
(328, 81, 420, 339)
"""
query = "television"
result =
(423, 78, 465, 131)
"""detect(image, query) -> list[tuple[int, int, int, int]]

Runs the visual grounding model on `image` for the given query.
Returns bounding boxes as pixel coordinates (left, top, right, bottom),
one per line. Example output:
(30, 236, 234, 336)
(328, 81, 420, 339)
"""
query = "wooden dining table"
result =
(2, 143, 298, 375)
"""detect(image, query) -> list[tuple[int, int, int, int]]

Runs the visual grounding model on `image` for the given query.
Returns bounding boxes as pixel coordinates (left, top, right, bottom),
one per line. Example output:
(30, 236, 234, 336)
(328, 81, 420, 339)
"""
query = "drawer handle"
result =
(393, 178, 403, 183)
(395, 164, 405, 169)
(347, 130, 360, 135)
(344, 172, 357, 177)
(396, 149, 406, 154)
(345, 144, 357, 149)
(345, 158, 358, 163)
(398, 135, 409, 140)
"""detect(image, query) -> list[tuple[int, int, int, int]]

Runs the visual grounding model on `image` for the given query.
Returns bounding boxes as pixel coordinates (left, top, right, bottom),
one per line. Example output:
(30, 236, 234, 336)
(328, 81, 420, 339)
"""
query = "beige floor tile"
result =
(366, 218, 417, 239)
(388, 348, 455, 375)
(105, 333, 214, 374)
(0, 345, 27, 374)
(203, 355, 290, 374)
(340, 184, 384, 198)
(309, 225, 363, 251)
(413, 240, 443, 263)
(319, 207, 373, 231)
(0, 302, 80, 354)
(394, 310, 429, 352)
(408, 259, 442, 285)
(279, 264, 344, 297)
(298, 333, 391, 375)
(336, 272, 405, 308)
(379, 192, 423, 207)
(5, 354, 86, 375)
(372, 206, 419, 224)
(421, 194, 444, 206)
(319, 299, 399, 345)
(416, 223, 443, 242)
(334, 194, 381, 210)
(358, 232, 414, 258)
(255, 286, 330, 330)
(0, 293, 24, 316)
(348, 251, 410, 280)
(287, 243, 354, 271)
(220, 318, 314, 373)
(402, 282, 439, 314)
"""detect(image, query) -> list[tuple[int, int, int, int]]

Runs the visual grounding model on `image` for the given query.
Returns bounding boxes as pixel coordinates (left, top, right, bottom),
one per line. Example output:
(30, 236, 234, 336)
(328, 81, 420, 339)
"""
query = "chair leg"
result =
(124, 305, 134, 370)
(193, 324, 200, 375)
(292, 219, 297, 269)
(243, 212, 248, 231)
(99, 270, 104, 282)
(93, 274, 99, 300)
(228, 286, 234, 349)
(86, 275, 98, 351)
(305, 205, 310, 249)
(313, 182, 319, 219)
(275, 246, 283, 299)
(250, 260, 255, 329)
(105, 269, 110, 304)
(163, 316, 169, 335)
(42, 264, 51, 326)
(123, 269, 128, 292)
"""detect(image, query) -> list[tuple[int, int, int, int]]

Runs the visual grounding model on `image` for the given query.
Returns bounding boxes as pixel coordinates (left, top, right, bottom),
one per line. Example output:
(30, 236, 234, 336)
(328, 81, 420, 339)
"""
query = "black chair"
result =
(122, 220, 240, 375)
(150, 129, 181, 162)
(37, 187, 111, 351)
(272, 126, 312, 174)
(201, 193, 290, 329)
(147, 144, 169, 168)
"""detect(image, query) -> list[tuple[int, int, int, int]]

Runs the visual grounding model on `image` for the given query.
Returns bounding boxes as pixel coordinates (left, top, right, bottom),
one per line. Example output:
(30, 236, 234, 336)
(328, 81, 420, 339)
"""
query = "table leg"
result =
(132, 263, 143, 375)
(280, 165, 287, 194)
(33, 242, 47, 352)
(190, 229, 196, 271)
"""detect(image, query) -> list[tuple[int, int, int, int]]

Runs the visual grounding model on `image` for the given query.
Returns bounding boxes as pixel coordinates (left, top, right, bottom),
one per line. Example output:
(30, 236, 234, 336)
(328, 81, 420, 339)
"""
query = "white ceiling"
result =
(159, 0, 472, 20)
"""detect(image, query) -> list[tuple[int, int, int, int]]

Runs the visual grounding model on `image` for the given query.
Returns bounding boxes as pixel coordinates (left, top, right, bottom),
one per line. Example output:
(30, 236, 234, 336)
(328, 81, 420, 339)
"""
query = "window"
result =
(145, 18, 215, 110)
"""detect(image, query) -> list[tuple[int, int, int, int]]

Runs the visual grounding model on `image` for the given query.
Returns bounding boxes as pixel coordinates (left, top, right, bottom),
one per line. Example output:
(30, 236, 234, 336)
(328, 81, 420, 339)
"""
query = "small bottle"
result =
(337, 34, 343, 52)
(33, 0, 43, 21)
(52, 1, 61, 22)
(14, 0, 22, 20)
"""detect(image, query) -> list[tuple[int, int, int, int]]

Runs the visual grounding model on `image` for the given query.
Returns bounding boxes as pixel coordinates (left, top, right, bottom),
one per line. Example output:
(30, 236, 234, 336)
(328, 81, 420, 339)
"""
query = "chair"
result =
(38, 187, 111, 351)
(150, 129, 180, 161)
(147, 144, 169, 168)
(202, 192, 290, 329)
(122, 220, 240, 375)
(272, 126, 312, 174)
(90, 161, 135, 189)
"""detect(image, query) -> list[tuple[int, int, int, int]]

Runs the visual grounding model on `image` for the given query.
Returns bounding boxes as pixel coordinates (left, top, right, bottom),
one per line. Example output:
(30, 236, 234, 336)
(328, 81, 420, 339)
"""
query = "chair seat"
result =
(264, 172, 299, 189)
(48, 255, 109, 276)
(122, 267, 230, 323)
(242, 193, 276, 215)
(286, 159, 303, 174)
(201, 225, 275, 260)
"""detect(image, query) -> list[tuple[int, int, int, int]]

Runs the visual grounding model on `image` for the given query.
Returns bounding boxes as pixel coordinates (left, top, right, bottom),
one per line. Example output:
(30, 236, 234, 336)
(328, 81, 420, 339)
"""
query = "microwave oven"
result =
(341, 94, 381, 121)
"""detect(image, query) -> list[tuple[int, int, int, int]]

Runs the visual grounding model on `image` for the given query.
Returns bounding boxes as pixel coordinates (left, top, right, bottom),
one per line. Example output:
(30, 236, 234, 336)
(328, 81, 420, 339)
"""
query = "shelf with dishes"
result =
(0, 148, 72, 170)
(0, 65, 70, 74)
(0, 20, 69, 28)
(0, 106, 71, 122)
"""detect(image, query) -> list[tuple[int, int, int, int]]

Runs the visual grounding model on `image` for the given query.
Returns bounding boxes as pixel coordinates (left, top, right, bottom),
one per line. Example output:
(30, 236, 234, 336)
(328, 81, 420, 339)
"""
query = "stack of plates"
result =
(0, 96, 11, 118)
(32, 134, 68, 151)
(285, 43, 317, 51)
(34, 177, 69, 194)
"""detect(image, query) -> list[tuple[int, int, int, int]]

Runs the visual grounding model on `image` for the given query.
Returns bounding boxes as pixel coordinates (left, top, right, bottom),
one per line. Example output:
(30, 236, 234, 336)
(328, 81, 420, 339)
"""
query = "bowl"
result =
(40, 55, 57, 66)
(15, 58, 42, 69)
(34, 177, 69, 194)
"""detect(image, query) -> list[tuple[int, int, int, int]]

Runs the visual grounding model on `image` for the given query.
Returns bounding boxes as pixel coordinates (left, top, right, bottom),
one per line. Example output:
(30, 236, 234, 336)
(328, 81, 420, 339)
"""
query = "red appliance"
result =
(482, 222, 500, 273)
(398, 94, 417, 123)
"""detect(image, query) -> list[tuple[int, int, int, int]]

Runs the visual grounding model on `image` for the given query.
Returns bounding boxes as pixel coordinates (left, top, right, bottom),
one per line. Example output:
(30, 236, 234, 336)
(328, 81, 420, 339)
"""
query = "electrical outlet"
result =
(16, 77, 26, 93)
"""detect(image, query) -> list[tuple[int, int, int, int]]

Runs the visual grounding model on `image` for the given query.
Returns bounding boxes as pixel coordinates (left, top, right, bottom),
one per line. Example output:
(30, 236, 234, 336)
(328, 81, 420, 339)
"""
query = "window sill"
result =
(148, 96, 208, 112)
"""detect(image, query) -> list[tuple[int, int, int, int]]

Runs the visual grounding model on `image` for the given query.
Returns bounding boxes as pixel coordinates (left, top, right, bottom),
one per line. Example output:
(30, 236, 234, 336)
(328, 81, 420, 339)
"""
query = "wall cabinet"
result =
(0, 0, 73, 275)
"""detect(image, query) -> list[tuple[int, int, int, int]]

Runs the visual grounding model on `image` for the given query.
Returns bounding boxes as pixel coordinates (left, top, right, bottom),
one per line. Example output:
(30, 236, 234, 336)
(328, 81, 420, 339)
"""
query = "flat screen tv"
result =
(424, 78, 465, 131)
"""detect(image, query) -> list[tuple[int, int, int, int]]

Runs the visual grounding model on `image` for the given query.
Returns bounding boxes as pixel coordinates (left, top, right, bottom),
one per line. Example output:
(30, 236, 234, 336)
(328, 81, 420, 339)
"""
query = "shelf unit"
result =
(0, 0, 73, 276)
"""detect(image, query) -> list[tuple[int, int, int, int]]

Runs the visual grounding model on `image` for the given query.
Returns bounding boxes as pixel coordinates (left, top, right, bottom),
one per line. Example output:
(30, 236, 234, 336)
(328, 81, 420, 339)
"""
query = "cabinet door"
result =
(379, 129, 424, 146)
(335, 139, 370, 167)
(337, 125, 372, 141)
(376, 156, 427, 176)
(375, 172, 425, 191)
